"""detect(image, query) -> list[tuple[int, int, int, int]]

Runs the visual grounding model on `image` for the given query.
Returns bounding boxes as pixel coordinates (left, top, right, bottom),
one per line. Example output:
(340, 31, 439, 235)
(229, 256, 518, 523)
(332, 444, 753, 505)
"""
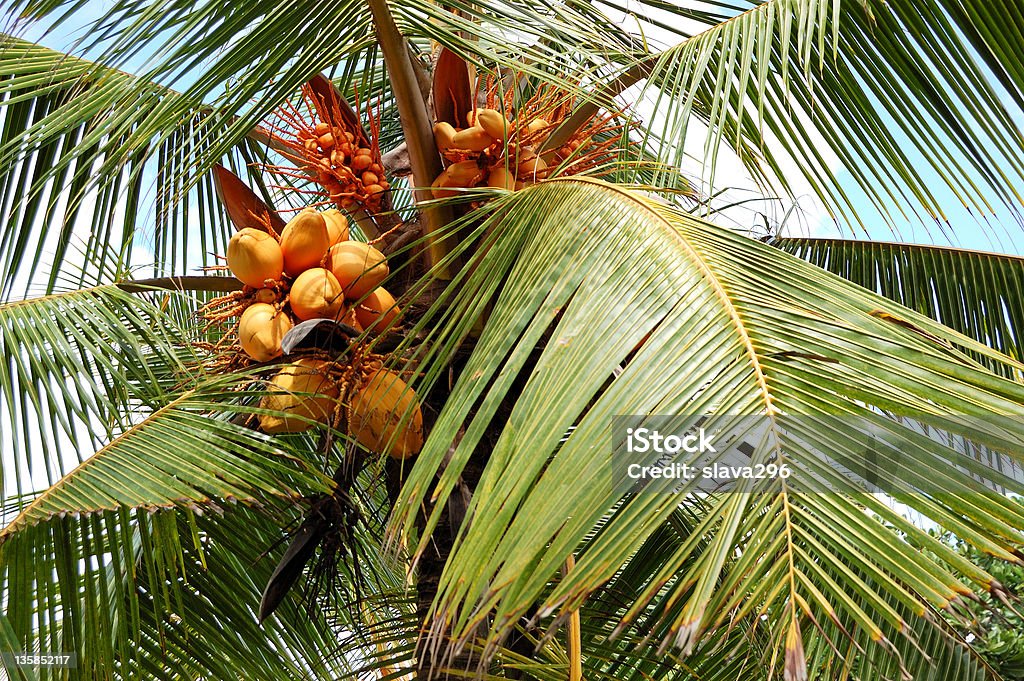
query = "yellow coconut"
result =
(486, 166, 516, 190)
(259, 359, 340, 434)
(430, 173, 456, 200)
(227, 228, 284, 288)
(451, 125, 495, 152)
(328, 241, 389, 300)
(431, 160, 484, 199)
(289, 267, 345, 320)
(524, 117, 550, 136)
(322, 209, 349, 245)
(348, 369, 423, 458)
(279, 209, 330, 276)
(476, 108, 511, 141)
(238, 303, 293, 362)
(355, 287, 400, 331)
(433, 122, 457, 152)
(517, 152, 548, 181)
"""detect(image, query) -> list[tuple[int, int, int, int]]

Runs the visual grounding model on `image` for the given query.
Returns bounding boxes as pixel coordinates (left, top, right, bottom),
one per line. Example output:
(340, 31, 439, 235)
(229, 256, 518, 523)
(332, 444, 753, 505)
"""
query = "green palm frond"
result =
(0, 284, 194, 505)
(7, 0, 1024, 290)
(4, 1, 1024, 678)
(0, 37, 249, 293)
(1, 502, 405, 680)
(1, 375, 332, 540)
(379, 0, 1024, 228)
(391, 178, 1024, 675)
(635, 0, 1024, 227)
(774, 238, 1024, 364)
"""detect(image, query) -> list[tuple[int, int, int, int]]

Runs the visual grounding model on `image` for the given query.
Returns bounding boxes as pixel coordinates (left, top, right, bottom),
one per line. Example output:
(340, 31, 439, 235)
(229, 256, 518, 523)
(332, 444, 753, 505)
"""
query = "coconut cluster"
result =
(298, 122, 389, 213)
(220, 208, 421, 458)
(429, 91, 619, 198)
(431, 108, 553, 197)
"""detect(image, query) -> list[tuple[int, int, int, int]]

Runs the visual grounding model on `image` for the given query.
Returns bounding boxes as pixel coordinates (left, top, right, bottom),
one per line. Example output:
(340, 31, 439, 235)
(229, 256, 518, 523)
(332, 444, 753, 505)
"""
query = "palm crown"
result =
(1, 1, 1024, 679)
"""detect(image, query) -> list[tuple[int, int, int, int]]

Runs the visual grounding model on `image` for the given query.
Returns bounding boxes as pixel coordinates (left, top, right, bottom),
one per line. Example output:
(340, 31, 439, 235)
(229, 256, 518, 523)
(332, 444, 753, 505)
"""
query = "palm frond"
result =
(636, 0, 1024, 228)
(774, 238, 1024, 365)
(0, 284, 194, 509)
(390, 178, 1024, 675)
(1, 502, 405, 680)
(0, 37, 249, 294)
(387, 0, 1024, 230)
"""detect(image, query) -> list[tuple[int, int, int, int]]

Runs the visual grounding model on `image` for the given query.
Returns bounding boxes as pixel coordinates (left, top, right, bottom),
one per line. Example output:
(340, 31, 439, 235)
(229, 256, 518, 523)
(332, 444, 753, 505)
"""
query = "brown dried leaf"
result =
(432, 47, 473, 128)
(212, 164, 286, 234)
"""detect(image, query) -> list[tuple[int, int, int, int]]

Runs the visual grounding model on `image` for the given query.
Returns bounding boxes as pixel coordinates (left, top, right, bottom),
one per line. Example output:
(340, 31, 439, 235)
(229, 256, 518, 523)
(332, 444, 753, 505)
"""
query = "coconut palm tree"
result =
(1, 0, 1024, 679)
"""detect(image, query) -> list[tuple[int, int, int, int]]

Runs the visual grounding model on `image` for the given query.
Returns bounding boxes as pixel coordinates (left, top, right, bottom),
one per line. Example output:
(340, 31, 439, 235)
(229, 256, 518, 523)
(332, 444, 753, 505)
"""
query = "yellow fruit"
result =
(486, 166, 516, 190)
(517, 152, 548, 181)
(279, 210, 330, 276)
(351, 154, 372, 172)
(431, 160, 484, 199)
(348, 369, 423, 458)
(238, 303, 292, 362)
(259, 359, 339, 434)
(321, 209, 349, 245)
(433, 122, 457, 152)
(451, 125, 495, 152)
(465, 110, 478, 127)
(227, 228, 284, 288)
(328, 241, 389, 300)
(525, 117, 549, 136)
(431, 173, 457, 200)
(355, 287, 400, 331)
(289, 268, 345, 320)
(476, 109, 511, 141)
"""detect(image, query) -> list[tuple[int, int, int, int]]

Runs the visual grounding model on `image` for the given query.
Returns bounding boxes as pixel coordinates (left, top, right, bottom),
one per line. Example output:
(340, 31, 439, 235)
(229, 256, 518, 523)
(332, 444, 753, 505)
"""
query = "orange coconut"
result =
(433, 121, 457, 152)
(476, 108, 511, 141)
(486, 166, 516, 190)
(322, 208, 349, 245)
(279, 210, 330, 276)
(451, 125, 495, 152)
(355, 287, 400, 331)
(254, 287, 279, 304)
(347, 369, 423, 458)
(289, 268, 345, 320)
(517, 150, 548, 181)
(227, 228, 284, 288)
(328, 241, 389, 300)
(238, 303, 292, 362)
(431, 160, 484, 199)
(259, 359, 339, 434)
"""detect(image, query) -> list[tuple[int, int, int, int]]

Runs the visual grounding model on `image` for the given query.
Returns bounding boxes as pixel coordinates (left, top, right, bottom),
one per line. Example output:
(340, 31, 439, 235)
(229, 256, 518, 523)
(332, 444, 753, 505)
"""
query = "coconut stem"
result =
(367, 0, 454, 278)
(117, 275, 243, 293)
